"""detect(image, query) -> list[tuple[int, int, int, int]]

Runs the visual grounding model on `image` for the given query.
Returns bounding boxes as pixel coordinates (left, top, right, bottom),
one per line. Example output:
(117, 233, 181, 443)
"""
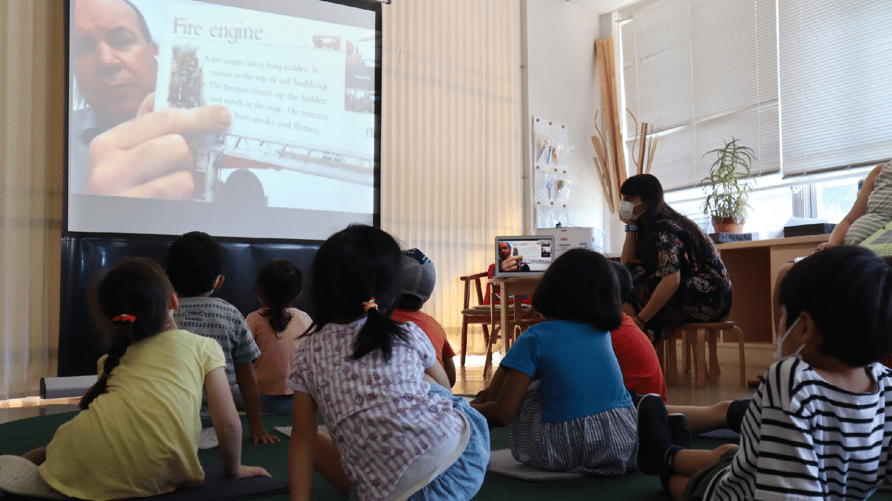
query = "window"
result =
(813, 173, 863, 223)
(615, 0, 891, 236)
(666, 183, 794, 239)
(778, 1, 892, 178)
(617, 0, 778, 192)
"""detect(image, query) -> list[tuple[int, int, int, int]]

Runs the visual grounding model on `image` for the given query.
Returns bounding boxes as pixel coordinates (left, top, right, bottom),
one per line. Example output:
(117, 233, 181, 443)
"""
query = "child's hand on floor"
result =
(235, 465, 272, 478)
(250, 423, 280, 444)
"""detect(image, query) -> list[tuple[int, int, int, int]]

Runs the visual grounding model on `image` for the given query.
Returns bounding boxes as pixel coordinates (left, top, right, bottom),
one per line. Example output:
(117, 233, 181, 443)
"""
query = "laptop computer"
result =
(493, 235, 555, 278)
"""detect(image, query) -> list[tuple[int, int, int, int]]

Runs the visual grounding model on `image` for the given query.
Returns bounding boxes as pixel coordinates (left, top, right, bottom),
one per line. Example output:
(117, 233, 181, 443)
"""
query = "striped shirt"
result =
(705, 358, 892, 501)
(173, 296, 260, 388)
(845, 161, 892, 245)
(287, 318, 463, 501)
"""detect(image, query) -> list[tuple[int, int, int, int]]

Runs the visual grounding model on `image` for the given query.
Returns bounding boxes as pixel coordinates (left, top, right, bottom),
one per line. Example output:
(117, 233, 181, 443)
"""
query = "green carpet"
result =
(2, 411, 892, 500)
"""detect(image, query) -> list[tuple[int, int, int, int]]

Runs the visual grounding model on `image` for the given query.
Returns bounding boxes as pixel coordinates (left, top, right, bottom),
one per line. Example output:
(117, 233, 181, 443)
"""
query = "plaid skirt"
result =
(508, 381, 638, 475)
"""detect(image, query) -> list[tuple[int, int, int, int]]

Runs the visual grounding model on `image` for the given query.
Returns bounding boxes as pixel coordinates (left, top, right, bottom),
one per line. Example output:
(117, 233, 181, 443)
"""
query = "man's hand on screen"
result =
(500, 255, 524, 272)
(85, 93, 231, 199)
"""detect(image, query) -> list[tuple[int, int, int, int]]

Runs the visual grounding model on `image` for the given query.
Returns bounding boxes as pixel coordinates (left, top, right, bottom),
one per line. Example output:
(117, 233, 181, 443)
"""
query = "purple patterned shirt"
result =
(287, 318, 463, 501)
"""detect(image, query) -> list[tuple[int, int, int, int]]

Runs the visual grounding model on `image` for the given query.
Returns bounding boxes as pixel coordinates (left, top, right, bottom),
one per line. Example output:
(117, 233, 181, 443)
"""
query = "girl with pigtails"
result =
(7, 258, 268, 500)
(287, 225, 489, 501)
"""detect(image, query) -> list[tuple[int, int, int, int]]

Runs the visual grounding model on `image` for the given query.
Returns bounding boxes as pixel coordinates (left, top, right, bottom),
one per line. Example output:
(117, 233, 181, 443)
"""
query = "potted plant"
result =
(699, 137, 756, 233)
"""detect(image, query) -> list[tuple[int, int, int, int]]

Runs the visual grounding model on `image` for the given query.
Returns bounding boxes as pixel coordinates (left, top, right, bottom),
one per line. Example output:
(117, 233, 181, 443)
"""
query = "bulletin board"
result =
(532, 117, 573, 228)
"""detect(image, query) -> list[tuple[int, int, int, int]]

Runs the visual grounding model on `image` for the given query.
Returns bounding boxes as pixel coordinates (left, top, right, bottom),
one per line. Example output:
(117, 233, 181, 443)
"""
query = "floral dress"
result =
(626, 216, 733, 344)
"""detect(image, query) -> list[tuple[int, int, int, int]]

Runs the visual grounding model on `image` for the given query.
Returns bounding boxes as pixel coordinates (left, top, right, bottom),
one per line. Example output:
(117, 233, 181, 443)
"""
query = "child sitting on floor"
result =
(637, 245, 892, 501)
(471, 248, 637, 475)
(167, 231, 277, 444)
(247, 259, 312, 415)
(611, 262, 667, 400)
(3, 258, 268, 500)
(287, 225, 489, 501)
(391, 248, 457, 387)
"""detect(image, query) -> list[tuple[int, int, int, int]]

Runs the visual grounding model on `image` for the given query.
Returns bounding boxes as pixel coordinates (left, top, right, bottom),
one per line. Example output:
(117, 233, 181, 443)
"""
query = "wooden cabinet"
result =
(715, 234, 829, 343)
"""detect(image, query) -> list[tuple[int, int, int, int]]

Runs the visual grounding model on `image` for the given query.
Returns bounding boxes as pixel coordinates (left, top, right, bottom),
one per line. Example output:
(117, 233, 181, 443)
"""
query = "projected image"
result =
(67, 0, 379, 240)
(167, 44, 203, 109)
(497, 239, 553, 273)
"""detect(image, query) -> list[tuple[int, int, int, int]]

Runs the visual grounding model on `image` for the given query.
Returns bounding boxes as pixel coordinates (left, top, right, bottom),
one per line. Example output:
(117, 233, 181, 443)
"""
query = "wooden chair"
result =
(459, 271, 494, 367)
(481, 310, 540, 379)
(656, 320, 745, 388)
(459, 269, 538, 375)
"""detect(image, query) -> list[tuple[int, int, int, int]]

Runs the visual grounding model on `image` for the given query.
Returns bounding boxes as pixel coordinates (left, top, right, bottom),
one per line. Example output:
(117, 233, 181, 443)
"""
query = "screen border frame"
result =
(62, 0, 383, 242)
(493, 235, 555, 278)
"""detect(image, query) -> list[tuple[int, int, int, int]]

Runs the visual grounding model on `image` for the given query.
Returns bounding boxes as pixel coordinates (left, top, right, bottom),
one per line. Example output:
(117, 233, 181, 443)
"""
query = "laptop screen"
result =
(493, 236, 554, 277)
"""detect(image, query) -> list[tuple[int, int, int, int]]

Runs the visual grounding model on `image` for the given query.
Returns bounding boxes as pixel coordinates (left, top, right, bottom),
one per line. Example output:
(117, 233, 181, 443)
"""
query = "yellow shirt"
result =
(39, 330, 225, 500)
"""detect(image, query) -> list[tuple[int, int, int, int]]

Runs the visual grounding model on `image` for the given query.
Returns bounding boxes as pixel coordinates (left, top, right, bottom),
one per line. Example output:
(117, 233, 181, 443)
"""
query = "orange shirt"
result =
(391, 308, 455, 368)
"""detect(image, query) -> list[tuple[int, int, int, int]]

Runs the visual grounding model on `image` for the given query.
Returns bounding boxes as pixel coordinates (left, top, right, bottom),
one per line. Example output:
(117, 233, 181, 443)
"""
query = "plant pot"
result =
(712, 217, 745, 234)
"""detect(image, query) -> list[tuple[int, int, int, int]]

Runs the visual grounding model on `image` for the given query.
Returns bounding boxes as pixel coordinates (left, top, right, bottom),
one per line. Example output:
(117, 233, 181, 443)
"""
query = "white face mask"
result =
(773, 316, 805, 362)
(620, 200, 643, 221)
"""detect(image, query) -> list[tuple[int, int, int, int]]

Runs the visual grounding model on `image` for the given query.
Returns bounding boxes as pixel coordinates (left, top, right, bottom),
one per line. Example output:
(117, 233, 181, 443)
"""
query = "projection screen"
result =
(66, 0, 381, 241)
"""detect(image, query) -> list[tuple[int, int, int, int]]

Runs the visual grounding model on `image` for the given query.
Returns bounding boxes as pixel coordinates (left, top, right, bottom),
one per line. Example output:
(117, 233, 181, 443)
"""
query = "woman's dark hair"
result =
(620, 174, 714, 263)
(532, 248, 623, 332)
(305, 225, 408, 361)
(80, 258, 172, 409)
(256, 259, 303, 335)
(779, 245, 892, 367)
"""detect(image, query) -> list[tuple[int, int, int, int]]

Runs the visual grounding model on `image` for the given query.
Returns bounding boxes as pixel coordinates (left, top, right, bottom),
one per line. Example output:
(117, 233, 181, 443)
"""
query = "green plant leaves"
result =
(699, 137, 756, 219)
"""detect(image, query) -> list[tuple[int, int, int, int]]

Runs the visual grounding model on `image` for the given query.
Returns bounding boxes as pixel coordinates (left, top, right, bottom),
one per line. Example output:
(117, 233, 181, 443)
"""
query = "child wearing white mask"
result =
(636, 245, 892, 501)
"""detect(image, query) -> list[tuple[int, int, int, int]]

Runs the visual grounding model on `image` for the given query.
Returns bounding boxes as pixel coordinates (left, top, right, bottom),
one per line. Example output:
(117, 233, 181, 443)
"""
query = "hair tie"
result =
(362, 298, 378, 312)
(112, 314, 136, 323)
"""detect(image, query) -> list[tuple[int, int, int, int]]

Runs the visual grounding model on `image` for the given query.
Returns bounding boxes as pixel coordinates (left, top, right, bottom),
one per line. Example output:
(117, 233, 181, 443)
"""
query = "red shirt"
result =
(612, 313, 667, 401)
(391, 308, 455, 368)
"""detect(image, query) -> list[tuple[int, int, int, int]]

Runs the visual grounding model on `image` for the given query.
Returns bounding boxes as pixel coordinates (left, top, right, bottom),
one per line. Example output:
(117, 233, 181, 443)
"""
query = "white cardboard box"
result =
(536, 227, 597, 259)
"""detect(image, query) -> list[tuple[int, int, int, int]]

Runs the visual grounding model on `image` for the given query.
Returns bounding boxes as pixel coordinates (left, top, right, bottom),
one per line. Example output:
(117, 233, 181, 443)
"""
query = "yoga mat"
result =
(121, 462, 288, 501)
(487, 449, 584, 481)
(4, 413, 892, 501)
(695, 428, 740, 441)
(0, 458, 287, 501)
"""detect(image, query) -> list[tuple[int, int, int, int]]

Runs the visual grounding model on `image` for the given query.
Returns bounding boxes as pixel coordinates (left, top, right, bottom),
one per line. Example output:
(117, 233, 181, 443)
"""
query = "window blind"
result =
(778, 0, 892, 177)
(619, 0, 778, 191)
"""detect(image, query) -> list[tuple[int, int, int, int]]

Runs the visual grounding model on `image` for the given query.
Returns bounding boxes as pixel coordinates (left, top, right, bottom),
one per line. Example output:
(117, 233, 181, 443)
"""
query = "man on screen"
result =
(70, 0, 232, 199)
(498, 241, 530, 273)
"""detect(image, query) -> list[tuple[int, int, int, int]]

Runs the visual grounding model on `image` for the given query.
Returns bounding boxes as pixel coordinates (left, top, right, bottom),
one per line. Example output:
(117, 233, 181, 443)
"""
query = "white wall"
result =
(523, 0, 610, 250)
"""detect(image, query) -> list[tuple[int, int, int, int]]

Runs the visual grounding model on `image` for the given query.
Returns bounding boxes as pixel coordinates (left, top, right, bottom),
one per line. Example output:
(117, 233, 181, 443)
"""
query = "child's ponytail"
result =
(80, 320, 136, 409)
(79, 258, 173, 410)
(353, 298, 409, 361)
(256, 259, 303, 336)
(307, 225, 409, 361)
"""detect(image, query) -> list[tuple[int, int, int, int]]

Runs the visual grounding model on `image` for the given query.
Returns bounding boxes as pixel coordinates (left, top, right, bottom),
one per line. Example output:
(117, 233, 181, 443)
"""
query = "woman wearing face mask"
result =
(618, 174, 732, 345)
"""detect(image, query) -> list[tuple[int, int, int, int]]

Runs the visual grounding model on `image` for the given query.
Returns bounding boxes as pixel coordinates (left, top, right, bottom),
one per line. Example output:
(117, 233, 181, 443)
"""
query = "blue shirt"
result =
(500, 319, 632, 423)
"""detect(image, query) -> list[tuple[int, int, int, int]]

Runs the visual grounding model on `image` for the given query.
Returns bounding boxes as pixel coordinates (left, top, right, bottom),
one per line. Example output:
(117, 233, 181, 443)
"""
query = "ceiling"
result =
(567, 0, 635, 14)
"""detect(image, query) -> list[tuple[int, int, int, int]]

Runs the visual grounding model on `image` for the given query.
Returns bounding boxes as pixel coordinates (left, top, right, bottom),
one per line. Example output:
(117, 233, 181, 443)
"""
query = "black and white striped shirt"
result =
(705, 357, 892, 501)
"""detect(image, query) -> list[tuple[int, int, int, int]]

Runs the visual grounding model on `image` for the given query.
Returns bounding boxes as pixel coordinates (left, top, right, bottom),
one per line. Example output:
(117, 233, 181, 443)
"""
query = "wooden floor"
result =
(456, 354, 758, 405)
(1, 351, 761, 426)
